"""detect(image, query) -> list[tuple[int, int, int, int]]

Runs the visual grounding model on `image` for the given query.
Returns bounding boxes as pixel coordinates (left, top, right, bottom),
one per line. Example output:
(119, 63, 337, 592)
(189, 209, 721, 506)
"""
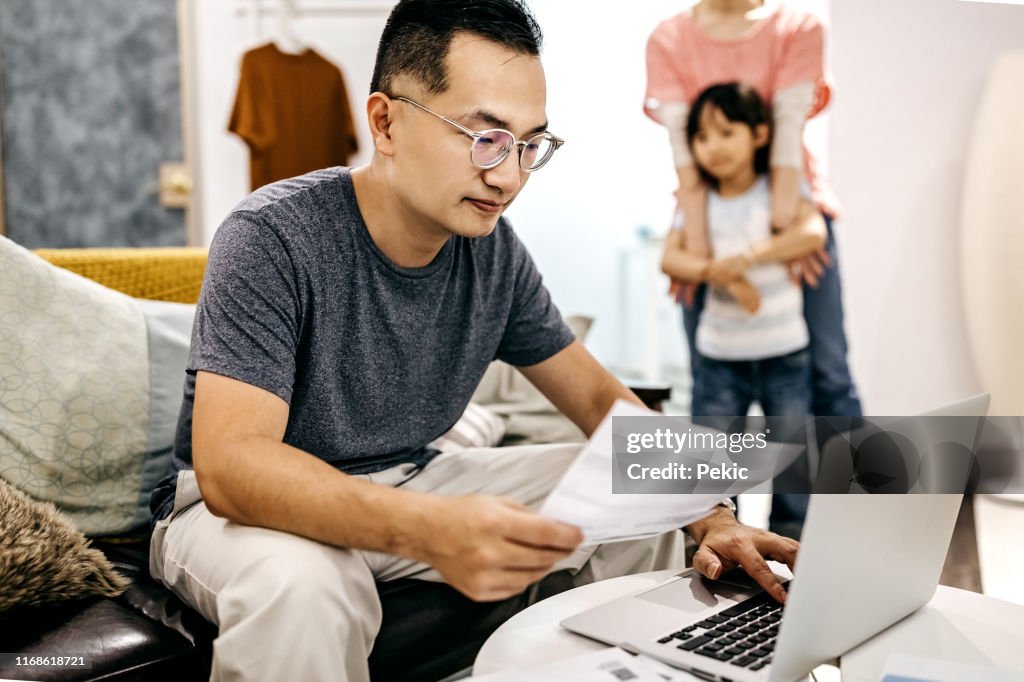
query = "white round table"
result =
(472, 569, 1024, 680)
(474, 570, 679, 676)
(840, 584, 1024, 680)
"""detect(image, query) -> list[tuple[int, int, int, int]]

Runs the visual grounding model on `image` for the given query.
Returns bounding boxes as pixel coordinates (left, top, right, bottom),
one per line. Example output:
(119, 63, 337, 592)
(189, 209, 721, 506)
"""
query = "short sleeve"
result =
(495, 233, 575, 367)
(774, 14, 831, 117)
(644, 21, 691, 123)
(188, 212, 300, 403)
(228, 51, 276, 152)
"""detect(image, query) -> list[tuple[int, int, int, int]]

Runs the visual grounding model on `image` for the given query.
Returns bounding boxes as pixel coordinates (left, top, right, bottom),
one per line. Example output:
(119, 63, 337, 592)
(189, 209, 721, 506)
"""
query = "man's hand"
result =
(723, 278, 761, 314)
(685, 507, 799, 604)
(420, 494, 583, 602)
(786, 247, 830, 287)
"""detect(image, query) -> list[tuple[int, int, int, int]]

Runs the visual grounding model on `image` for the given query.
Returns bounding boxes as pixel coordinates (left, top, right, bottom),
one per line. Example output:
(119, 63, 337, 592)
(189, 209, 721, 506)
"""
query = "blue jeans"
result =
(682, 216, 859, 537)
(690, 349, 812, 419)
(683, 216, 862, 418)
(690, 349, 812, 537)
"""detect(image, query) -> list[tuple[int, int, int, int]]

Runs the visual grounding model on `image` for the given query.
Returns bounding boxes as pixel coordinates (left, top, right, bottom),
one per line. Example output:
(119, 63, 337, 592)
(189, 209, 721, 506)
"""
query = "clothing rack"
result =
(234, 0, 395, 42)
(234, 0, 396, 16)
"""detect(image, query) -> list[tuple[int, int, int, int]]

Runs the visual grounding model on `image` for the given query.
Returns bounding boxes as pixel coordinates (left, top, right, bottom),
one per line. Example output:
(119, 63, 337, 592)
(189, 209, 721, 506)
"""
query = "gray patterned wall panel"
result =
(0, 0, 184, 248)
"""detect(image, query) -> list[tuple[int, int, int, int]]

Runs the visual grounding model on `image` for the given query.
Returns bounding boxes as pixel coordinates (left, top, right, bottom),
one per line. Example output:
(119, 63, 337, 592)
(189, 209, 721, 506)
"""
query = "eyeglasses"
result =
(393, 96, 564, 173)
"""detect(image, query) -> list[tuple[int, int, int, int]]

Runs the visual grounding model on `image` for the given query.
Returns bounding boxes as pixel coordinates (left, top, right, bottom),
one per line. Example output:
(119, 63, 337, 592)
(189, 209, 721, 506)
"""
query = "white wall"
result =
(828, 0, 1024, 413)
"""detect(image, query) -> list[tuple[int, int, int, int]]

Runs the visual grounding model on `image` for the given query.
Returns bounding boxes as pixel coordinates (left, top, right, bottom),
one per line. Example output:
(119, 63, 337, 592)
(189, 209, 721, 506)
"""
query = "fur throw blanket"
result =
(0, 478, 128, 611)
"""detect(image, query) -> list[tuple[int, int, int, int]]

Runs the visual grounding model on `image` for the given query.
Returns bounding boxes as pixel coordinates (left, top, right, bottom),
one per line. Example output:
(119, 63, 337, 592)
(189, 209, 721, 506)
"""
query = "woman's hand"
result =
(786, 247, 830, 287)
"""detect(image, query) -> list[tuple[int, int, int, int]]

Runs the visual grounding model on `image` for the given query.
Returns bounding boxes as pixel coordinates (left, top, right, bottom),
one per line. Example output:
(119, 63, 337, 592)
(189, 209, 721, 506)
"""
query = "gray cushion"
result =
(0, 236, 195, 535)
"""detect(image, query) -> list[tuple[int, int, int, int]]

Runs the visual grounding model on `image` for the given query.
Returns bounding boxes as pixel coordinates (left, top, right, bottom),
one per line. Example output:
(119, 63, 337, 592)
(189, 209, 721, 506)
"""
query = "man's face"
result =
(390, 33, 548, 239)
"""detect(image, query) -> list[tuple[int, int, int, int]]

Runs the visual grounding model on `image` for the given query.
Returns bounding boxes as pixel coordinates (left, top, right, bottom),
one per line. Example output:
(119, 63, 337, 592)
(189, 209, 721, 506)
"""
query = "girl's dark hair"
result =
(371, 0, 543, 96)
(686, 82, 772, 188)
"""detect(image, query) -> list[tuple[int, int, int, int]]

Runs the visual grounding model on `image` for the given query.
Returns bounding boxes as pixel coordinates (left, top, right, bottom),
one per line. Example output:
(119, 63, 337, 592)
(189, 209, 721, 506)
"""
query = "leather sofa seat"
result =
(0, 538, 576, 682)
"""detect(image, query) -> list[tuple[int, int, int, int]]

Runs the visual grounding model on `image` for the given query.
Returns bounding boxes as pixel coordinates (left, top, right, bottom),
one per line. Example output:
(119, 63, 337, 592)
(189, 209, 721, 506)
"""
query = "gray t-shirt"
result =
(150, 167, 573, 523)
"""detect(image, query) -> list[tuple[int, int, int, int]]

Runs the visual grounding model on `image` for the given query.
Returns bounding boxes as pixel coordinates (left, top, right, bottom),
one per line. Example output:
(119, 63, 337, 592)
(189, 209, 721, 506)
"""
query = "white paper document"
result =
(538, 400, 724, 543)
(880, 654, 1023, 682)
(470, 646, 701, 681)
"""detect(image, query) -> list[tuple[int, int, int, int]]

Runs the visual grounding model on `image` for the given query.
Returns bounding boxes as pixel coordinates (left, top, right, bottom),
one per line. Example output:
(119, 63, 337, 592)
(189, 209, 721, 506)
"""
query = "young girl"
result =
(661, 82, 825, 537)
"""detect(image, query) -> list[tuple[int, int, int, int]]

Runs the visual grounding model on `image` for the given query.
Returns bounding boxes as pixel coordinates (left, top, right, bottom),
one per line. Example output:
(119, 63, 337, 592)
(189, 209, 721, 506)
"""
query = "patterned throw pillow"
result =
(0, 236, 192, 535)
(0, 478, 128, 611)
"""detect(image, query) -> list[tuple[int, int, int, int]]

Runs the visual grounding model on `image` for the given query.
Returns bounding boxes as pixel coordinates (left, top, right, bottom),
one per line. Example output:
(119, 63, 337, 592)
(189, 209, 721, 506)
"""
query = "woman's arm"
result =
(753, 198, 826, 262)
(676, 166, 710, 259)
(662, 229, 761, 313)
(707, 198, 826, 282)
(769, 82, 815, 229)
(659, 101, 712, 259)
(660, 225, 711, 283)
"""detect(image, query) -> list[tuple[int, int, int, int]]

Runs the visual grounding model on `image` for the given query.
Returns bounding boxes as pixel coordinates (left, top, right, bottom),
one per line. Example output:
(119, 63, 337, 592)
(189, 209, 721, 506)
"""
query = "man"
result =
(149, 1, 799, 680)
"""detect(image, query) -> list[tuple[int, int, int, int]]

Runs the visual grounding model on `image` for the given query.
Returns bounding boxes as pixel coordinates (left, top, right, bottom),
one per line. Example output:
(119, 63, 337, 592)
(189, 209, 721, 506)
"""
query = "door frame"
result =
(178, 0, 203, 246)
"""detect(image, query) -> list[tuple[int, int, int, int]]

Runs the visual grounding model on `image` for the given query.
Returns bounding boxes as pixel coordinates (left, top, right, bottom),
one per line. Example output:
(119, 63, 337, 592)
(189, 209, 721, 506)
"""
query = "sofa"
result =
(0, 245, 599, 682)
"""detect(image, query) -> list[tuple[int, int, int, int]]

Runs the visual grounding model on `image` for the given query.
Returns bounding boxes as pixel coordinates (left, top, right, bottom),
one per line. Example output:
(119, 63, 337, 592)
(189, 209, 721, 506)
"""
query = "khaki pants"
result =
(150, 444, 687, 682)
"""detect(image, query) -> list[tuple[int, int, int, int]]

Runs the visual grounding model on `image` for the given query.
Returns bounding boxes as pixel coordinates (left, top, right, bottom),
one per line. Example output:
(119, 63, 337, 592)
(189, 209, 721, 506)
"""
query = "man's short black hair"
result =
(370, 0, 543, 96)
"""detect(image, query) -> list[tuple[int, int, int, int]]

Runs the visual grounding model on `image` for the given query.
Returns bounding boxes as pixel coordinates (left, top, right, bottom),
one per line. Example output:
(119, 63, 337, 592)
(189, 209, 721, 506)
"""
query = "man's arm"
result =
(191, 370, 583, 602)
(515, 340, 642, 438)
(518, 344, 799, 602)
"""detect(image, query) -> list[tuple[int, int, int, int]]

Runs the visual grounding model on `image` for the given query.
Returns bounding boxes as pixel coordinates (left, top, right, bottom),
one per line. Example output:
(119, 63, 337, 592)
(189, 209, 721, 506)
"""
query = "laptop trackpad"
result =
(636, 570, 763, 612)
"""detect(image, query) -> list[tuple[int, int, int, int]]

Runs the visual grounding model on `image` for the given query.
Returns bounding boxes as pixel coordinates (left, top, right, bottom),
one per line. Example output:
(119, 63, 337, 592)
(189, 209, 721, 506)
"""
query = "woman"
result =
(646, 0, 861, 422)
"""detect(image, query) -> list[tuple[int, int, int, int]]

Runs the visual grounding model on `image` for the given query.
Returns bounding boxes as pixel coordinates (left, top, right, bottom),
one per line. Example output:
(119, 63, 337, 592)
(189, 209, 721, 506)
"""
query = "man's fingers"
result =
(731, 543, 788, 604)
(759, 535, 800, 574)
(489, 567, 552, 599)
(501, 509, 583, 551)
(496, 497, 530, 512)
(692, 545, 735, 581)
(499, 540, 574, 570)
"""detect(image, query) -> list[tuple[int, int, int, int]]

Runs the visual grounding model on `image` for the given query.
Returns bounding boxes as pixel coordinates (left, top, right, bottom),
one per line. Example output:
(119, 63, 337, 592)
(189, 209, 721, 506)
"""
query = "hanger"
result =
(273, 0, 306, 54)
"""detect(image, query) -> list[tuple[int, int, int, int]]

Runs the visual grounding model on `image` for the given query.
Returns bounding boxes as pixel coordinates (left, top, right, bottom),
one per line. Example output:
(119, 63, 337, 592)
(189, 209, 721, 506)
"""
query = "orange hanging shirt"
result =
(229, 43, 359, 190)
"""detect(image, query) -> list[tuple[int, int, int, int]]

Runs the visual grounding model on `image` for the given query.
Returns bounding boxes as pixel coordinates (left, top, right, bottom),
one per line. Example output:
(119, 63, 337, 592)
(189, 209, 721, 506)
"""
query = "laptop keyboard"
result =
(653, 584, 789, 672)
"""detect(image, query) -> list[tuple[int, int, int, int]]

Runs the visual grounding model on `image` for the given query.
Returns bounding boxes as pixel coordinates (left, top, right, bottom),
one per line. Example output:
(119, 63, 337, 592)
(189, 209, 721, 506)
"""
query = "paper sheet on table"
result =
(470, 646, 702, 681)
(538, 400, 724, 543)
(879, 654, 1023, 682)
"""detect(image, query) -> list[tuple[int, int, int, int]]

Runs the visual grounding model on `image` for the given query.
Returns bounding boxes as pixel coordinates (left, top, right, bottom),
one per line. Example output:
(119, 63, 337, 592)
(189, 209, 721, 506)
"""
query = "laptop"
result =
(561, 394, 990, 681)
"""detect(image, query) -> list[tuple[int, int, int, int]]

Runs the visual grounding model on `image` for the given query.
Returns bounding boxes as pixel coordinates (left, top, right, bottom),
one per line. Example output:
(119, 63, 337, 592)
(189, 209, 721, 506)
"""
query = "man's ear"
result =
(367, 93, 396, 157)
(753, 123, 770, 149)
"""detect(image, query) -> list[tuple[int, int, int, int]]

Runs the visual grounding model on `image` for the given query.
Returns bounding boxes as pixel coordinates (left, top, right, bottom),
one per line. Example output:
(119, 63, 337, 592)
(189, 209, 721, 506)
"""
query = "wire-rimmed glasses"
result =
(394, 96, 564, 173)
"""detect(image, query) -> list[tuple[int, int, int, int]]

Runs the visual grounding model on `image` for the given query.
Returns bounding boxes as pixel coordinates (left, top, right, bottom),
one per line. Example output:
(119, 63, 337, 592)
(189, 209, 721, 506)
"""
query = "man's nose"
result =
(482, 149, 524, 196)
